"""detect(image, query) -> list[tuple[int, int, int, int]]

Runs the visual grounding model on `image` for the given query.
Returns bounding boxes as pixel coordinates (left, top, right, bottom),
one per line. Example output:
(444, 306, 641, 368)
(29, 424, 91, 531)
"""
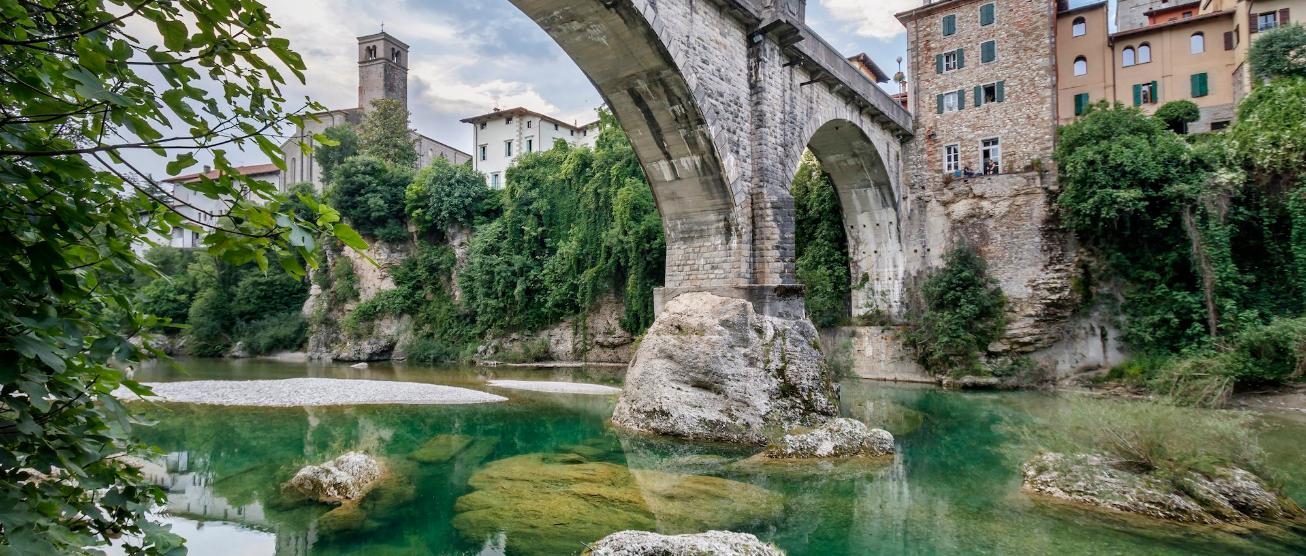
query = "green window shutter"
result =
(1075, 93, 1088, 115)
(943, 15, 956, 36)
(1199, 73, 1209, 96)
(936, 54, 944, 74)
(937, 94, 944, 114)
(1150, 81, 1159, 103)
(996, 80, 1005, 102)
(957, 89, 966, 109)
(974, 86, 983, 107)
(956, 48, 965, 69)
(1190, 73, 1205, 97)
(981, 3, 995, 26)
(981, 41, 996, 63)
(1133, 83, 1142, 106)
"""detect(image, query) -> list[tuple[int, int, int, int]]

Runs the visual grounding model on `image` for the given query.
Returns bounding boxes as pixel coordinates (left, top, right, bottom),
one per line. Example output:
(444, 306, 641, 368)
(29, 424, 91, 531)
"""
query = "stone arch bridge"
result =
(506, 0, 930, 445)
(511, 0, 914, 319)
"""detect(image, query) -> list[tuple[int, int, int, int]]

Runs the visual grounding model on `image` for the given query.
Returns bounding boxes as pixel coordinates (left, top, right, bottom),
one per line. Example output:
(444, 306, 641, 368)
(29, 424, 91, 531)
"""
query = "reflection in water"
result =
(125, 361, 1306, 555)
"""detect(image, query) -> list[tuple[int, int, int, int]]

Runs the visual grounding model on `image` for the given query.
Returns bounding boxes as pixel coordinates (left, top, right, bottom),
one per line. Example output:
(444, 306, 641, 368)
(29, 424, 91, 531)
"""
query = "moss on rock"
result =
(451, 453, 785, 555)
(408, 434, 474, 464)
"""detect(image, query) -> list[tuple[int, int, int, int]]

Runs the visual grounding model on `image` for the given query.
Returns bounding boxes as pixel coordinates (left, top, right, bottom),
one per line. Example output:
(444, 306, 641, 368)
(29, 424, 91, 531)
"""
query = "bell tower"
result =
(357, 31, 408, 112)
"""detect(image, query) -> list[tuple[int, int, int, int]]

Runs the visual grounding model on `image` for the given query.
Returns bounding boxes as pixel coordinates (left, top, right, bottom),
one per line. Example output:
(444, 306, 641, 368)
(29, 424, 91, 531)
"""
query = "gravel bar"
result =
(486, 379, 622, 395)
(116, 378, 508, 407)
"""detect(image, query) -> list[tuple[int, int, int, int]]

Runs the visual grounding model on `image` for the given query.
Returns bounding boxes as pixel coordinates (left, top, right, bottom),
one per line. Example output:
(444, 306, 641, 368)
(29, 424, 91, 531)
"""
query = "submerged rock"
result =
(612, 292, 838, 445)
(408, 434, 474, 464)
(586, 530, 785, 556)
(1021, 452, 1304, 527)
(282, 451, 384, 505)
(763, 418, 894, 459)
(452, 453, 784, 556)
(318, 503, 367, 535)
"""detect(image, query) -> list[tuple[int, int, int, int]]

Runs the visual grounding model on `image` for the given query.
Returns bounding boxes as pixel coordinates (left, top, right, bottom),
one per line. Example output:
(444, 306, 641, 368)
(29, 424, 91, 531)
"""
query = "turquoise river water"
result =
(121, 358, 1306, 555)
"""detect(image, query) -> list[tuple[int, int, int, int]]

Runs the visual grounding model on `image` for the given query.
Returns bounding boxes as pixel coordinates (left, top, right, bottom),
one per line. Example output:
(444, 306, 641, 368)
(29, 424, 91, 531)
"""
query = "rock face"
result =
(612, 292, 839, 445)
(478, 293, 637, 364)
(282, 451, 384, 505)
(763, 418, 894, 459)
(452, 453, 784, 556)
(304, 241, 414, 362)
(1021, 452, 1304, 526)
(587, 530, 785, 556)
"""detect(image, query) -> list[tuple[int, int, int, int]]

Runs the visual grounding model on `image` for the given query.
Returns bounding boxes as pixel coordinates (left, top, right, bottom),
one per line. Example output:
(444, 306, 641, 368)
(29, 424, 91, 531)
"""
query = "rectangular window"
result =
(1074, 92, 1090, 116)
(981, 138, 1002, 174)
(937, 90, 964, 113)
(1191, 72, 1209, 97)
(1132, 81, 1159, 105)
(979, 3, 995, 26)
(478, 144, 487, 161)
(526, 137, 534, 153)
(491, 173, 500, 188)
(943, 14, 957, 36)
(1256, 12, 1278, 31)
(505, 140, 513, 157)
(980, 40, 996, 63)
(506, 117, 513, 124)
(1210, 120, 1230, 131)
(479, 122, 487, 130)
(981, 83, 998, 104)
(944, 144, 960, 174)
(944, 50, 960, 72)
(527, 120, 533, 129)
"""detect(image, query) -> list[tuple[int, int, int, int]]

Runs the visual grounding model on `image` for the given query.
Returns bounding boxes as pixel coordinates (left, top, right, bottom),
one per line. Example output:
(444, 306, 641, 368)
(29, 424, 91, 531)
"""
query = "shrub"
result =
(186, 289, 231, 356)
(498, 338, 552, 363)
(236, 311, 308, 355)
(1220, 316, 1306, 385)
(792, 152, 851, 328)
(1155, 100, 1200, 133)
(1230, 77, 1306, 182)
(231, 272, 308, 323)
(406, 335, 471, 364)
(405, 157, 493, 234)
(903, 245, 1006, 376)
(329, 256, 359, 305)
(1249, 24, 1306, 81)
(326, 156, 413, 243)
(138, 274, 199, 325)
(1021, 396, 1266, 478)
(315, 125, 359, 184)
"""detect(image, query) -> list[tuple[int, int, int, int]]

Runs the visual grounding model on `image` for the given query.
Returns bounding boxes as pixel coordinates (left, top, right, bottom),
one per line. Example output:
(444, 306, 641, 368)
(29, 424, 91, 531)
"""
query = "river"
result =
(122, 358, 1306, 555)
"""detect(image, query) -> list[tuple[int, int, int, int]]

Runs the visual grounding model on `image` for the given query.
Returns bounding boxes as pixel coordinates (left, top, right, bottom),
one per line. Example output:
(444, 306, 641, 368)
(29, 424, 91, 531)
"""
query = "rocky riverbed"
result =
(115, 378, 507, 406)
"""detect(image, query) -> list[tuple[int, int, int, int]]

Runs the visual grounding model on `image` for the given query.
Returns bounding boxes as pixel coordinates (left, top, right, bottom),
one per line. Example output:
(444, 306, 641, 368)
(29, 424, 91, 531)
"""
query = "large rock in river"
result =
(611, 292, 838, 445)
(1021, 452, 1305, 527)
(763, 418, 894, 459)
(586, 530, 785, 556)
(281, 451, 384, 505)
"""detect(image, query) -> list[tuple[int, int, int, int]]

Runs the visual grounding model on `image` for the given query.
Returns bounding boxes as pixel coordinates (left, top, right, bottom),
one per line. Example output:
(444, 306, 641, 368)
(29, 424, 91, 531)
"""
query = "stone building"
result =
(460, 107, 599, 189)
(896, 0, 1087, 360)
(279, 31, 470, 192)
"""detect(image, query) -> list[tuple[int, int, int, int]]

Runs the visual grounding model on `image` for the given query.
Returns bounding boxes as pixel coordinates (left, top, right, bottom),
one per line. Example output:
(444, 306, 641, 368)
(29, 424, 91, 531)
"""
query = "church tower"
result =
(357, 32, 408, 112)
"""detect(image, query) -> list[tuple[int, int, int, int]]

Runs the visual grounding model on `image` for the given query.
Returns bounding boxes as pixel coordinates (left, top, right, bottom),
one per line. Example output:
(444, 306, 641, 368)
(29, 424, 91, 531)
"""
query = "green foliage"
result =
(792, 152, 851, 328)
(904, 246, 1007, 376)
(1229, 77, 1306, 182)
(1022, 397, 1266, 478)
(1155, 100, 1200, 133)
(359, 99, 418, 168)
(316, 125, 360, 183)
(327, 156, 413, 243)
(329, 255, 360, 305)
(236, 311, 308, 355)
(460, 112, 664, 335)
(0, 2, 359, 551)
(406, 156, 495, 235)
(1249, 24, 1306, 81)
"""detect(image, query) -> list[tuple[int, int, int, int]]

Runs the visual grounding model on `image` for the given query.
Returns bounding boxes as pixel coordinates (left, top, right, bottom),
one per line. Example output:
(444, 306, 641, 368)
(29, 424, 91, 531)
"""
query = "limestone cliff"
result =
(304, 239, 414, 362)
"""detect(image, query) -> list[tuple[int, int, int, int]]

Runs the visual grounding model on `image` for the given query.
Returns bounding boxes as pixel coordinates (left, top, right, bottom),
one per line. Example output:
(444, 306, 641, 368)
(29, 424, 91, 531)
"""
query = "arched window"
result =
(1122, 47, 1136, 66)
(1191, 32, 1205, 54)
(1073, 56, 1088, 76)
(1072, 17, 1086, 37)
(1138, 43, 1152, 63)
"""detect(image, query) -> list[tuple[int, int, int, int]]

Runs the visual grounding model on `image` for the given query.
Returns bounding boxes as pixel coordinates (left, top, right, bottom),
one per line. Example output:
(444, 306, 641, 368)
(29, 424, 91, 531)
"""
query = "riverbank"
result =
(115, 378, 507, 406)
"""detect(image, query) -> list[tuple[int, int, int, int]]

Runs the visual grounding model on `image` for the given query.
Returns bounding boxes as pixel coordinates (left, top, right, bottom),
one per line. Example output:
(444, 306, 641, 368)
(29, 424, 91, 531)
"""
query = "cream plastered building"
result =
(461, 107, 599, 189)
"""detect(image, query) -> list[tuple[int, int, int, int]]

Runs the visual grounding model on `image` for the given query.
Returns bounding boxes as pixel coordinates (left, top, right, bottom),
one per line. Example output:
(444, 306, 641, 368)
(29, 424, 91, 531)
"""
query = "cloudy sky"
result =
(175, 0, 913, 173)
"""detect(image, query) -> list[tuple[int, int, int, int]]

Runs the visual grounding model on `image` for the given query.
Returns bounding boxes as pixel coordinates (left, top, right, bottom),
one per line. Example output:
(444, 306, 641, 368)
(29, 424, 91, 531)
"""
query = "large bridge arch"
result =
(508, 0, 914, 315)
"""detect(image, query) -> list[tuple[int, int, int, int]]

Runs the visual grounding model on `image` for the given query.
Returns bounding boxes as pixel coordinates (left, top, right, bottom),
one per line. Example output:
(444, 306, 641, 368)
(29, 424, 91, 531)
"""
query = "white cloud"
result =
(819, 0, 917, 40)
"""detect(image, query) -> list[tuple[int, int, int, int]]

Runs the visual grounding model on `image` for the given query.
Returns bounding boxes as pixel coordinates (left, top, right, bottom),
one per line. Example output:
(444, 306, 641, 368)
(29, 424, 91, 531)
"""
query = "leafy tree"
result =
(327, 156, 413, 243)
(1229, 77, 1306, 183)
(0, 3, 361, 552)
(315, 125, 360, 184)
(904, 246, 1006, 376)
(792, 152, 851, 327)
(1249, 24, 1306, 81)
(1155, 100, 1200, 134)
(358, 99, 418, 168)
(406, 157, 494, 235)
